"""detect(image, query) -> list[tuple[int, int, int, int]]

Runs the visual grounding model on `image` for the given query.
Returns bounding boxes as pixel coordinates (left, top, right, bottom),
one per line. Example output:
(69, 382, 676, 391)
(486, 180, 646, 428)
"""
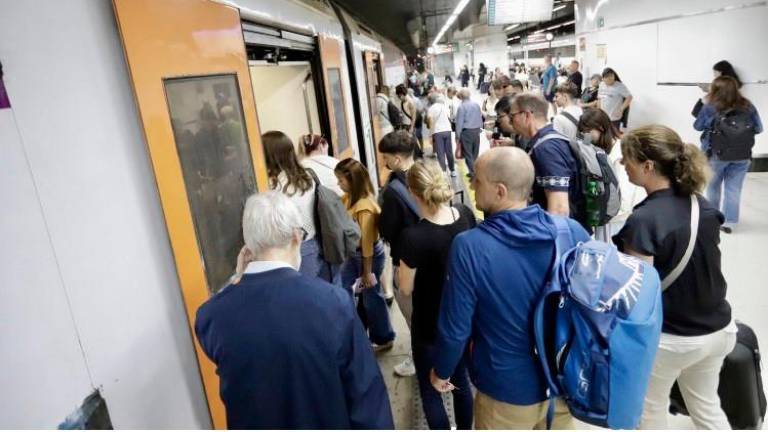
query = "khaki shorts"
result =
(474, 391, 574, 430)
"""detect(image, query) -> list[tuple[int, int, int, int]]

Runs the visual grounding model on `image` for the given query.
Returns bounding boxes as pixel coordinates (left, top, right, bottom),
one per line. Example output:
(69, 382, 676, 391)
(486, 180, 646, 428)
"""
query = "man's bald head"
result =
(476, 147, 534, 202)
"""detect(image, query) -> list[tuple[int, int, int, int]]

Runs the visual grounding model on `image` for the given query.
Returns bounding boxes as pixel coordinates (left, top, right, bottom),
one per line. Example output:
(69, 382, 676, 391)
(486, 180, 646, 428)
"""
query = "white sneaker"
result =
(393, 356, 416, 377)
(450, 171, 457, 178)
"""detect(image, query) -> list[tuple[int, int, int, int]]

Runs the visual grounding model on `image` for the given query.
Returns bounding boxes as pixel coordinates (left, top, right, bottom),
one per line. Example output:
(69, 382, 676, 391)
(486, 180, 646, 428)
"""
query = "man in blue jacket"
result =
(195, 191, 393, 429)
(430, 147, 590, 429)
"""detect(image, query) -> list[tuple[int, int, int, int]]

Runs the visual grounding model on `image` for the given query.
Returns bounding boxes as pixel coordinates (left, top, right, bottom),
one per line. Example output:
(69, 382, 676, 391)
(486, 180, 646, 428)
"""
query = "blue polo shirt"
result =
(529, 125, 582, 221)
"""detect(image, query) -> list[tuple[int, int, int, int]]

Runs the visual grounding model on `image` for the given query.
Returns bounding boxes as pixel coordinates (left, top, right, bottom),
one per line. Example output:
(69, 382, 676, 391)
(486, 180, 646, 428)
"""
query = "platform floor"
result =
(375, 172, 768, 429)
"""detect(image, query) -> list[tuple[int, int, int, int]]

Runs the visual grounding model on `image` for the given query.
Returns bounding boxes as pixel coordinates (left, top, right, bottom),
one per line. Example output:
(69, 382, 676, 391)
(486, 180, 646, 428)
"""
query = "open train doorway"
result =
(247, 43, 323, 153)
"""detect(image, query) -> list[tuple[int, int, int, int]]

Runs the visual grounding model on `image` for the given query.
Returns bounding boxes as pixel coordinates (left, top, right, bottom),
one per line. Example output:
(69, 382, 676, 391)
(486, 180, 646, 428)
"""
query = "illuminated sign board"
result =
(487, 0, 554, 25)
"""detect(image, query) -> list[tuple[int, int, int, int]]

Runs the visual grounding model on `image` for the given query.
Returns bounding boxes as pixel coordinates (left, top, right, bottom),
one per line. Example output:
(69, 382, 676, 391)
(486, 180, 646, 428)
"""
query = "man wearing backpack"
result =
(378, 130, 421, 377)
(430, 147, 590, 428)
(375, 85, 399, 135)
(499, 93, 584, 228)
(552, 82, 583, 140)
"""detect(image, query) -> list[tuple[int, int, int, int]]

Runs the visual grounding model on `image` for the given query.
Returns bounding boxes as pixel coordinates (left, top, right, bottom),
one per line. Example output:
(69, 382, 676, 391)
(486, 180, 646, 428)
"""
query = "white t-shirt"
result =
(598, 81, 632, 121)
(552, 104, 584, 140)
(607, 140, 646, 223)
(301, 155, 343, 196)
(271, 171, 317, 240)
(448, 96, 461, 121)
(427, 102, 452, 135)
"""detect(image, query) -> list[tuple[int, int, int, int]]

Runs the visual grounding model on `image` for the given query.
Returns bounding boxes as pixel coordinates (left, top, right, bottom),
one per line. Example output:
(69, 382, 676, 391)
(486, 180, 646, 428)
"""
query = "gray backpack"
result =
(534, 132, 621, 227)
(306, 169, 361, 264)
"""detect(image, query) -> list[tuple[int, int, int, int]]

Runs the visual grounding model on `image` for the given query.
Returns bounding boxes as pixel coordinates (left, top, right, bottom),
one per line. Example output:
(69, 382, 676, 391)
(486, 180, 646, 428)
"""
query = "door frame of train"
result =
(112, 0, 269, 428)
(362, 51, 390, 187)
(317, 35, 354, 161)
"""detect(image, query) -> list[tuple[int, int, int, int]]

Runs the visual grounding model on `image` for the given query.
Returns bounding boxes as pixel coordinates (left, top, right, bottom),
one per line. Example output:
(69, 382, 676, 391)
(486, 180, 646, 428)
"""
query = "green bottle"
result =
(585, 179, 601, 227)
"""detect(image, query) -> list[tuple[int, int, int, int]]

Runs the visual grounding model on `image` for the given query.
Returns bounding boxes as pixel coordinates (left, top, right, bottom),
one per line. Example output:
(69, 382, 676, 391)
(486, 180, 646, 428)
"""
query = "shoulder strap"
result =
(560, 111, 579, 127)
(305, 167, 321, 189)
(401, 99, 413, 121)
(661, 195, 700, 291)
(531, 131, 571, 153)
(387, 177, 421, 218)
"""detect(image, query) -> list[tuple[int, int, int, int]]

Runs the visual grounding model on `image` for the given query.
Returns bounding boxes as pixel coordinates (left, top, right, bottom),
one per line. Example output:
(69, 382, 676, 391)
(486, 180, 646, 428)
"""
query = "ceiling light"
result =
(545, 19, 575, 30)
(487, 0, 554, 25)
(504, 23, 521, 31)
(552, 4, 567, 12)
(431, 0, 472, 47)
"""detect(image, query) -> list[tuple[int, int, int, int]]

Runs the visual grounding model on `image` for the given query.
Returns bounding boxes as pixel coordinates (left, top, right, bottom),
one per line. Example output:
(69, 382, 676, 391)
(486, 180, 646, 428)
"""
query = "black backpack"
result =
(710, 109, 756, 161)
(378, 95, 402, 128)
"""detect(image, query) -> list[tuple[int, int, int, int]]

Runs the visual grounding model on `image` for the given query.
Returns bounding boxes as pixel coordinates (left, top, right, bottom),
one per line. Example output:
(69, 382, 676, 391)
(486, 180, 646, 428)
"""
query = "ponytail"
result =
(674, 143, 710, 195)
(622, 125, 710, 195)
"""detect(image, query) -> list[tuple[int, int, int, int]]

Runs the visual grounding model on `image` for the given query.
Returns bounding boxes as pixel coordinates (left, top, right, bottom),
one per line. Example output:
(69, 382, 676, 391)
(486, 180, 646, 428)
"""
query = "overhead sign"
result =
(487, 0, 554, 25)
(525, 33, 548, 44)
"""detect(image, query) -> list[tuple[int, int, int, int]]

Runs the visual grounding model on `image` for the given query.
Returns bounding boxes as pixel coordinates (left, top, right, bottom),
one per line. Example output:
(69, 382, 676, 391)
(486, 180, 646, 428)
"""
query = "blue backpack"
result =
(535, 219, 663, 429)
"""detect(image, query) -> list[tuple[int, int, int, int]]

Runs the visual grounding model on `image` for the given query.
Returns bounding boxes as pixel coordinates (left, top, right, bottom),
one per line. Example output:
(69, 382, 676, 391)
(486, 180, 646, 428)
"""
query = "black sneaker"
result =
(720, 226, 733, 234)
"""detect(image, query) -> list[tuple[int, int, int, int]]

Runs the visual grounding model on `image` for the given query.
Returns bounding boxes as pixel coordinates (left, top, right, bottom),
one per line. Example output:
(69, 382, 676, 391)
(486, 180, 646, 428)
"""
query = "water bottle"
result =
(585, 179, 601, 228)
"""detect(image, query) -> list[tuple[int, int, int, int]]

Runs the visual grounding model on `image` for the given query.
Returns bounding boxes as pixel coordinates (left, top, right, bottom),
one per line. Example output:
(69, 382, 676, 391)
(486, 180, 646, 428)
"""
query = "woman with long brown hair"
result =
(262, 131, 337, 284)
(614, 125, 734, 429)
(694, 76, 763, 233)
(334, 158, 395, 350)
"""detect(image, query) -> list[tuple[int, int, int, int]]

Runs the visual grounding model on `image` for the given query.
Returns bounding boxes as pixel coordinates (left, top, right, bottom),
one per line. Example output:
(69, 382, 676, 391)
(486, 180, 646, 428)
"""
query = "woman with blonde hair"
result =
(397, 160, 476, 429)
(334, 158, 395, 350)
(613, 125, 735, 429)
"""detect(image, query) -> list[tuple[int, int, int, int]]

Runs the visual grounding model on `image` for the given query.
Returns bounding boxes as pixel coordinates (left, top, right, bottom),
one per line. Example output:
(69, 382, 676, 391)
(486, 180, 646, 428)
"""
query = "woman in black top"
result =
(398, 161, 476, 429)
(614, 125, 735, 429)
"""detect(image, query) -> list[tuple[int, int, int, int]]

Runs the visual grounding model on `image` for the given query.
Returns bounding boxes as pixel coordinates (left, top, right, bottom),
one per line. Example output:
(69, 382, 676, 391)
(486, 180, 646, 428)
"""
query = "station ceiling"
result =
(332, 0, 485, 55)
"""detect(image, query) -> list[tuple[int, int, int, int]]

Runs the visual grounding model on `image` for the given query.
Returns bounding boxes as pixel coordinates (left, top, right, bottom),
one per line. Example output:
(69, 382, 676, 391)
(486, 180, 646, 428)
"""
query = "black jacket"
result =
(379, 170, 421, 264)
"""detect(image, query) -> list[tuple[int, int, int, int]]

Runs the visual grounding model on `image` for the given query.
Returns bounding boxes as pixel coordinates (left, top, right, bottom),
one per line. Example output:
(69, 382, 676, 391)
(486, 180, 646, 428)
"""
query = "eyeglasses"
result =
(296, 227, 308, 241)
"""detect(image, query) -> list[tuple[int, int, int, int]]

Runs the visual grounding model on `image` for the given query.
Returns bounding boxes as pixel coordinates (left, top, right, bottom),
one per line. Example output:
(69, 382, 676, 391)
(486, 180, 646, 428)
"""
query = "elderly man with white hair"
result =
(426, 92, 456, 176)
(195, 191, 393, 429)
(454, 87, 484, 178)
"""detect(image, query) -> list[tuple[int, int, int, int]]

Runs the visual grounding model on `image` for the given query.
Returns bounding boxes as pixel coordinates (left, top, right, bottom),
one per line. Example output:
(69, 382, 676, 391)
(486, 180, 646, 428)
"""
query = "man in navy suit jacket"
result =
(195, 191, 393, 429)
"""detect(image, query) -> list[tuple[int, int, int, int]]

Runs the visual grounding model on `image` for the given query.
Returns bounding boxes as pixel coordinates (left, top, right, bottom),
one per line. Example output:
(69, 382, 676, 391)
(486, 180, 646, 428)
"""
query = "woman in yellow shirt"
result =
(335, 158, 395, 350)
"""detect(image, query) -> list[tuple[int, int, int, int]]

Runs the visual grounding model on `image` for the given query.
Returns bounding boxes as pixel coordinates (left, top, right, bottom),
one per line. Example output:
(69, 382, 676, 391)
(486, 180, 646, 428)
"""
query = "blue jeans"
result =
(432, 131, 455, 172)
(341, 241, 395, 345)
(299, 238, 341, 287)
(706, 158, 751, 225)
(412, 342, 473, 429)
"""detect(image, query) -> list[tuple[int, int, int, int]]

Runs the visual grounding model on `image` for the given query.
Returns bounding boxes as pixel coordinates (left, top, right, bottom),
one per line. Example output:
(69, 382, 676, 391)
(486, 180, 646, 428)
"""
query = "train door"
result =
(112, 0, 268, 428)
(242, 25, 353, 161)
(362, 51, 390, 186)
(317, 35, 354, 160)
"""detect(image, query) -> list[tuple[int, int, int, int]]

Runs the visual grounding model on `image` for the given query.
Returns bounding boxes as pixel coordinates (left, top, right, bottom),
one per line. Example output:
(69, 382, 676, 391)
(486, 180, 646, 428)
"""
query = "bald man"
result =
(430, 147, 590, 429)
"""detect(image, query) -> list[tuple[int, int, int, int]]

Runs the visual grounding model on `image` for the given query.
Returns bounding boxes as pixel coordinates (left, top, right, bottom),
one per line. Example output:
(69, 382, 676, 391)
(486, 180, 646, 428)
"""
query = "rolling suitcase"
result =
(669, 322, 766, 429)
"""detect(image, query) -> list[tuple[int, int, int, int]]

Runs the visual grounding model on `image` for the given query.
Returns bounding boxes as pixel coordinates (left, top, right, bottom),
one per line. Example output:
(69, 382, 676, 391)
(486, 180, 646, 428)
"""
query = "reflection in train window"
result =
(165, 74, 257, 293)
(327, 68, 350, 155)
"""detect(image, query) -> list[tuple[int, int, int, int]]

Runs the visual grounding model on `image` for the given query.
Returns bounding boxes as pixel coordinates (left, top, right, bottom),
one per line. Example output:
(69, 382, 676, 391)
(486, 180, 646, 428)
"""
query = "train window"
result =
(327, 68, 350, 155)
(164, 74, 257, 293)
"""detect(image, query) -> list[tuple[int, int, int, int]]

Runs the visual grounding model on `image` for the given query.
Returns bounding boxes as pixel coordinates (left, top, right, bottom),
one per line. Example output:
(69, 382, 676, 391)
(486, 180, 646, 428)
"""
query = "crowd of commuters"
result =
(193, 56, 761, 430)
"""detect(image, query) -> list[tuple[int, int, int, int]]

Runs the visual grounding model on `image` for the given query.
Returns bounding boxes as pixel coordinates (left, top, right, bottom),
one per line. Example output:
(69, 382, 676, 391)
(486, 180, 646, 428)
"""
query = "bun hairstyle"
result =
(621, 125, 710, 195)
(300, 134, 328, 156)
(406, 161, 454, 209)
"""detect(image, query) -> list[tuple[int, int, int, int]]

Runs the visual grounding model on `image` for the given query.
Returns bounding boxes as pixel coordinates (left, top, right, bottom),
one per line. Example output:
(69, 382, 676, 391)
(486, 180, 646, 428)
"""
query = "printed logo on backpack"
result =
(534, 233, 663, 429)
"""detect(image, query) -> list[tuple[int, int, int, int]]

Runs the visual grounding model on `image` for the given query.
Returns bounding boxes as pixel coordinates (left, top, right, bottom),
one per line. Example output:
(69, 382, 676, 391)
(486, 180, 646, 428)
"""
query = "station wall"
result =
(575, 0, 768, 155)
(0, 1, 209, 428)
